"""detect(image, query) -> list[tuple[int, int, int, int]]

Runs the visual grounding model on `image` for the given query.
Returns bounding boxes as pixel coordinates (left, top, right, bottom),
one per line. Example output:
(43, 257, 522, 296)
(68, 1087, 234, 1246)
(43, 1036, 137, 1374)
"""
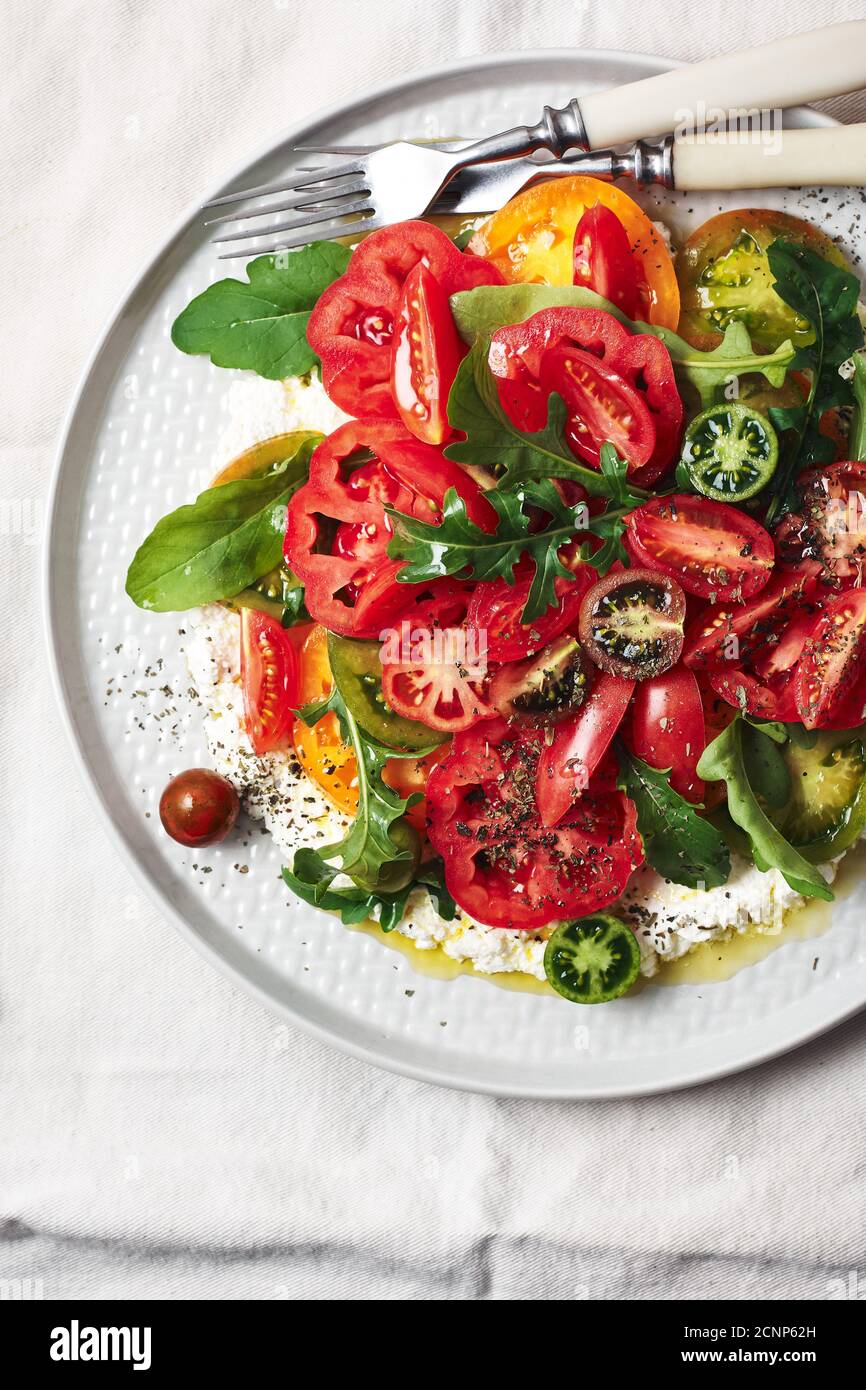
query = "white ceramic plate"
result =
(46, 49, 866, 1098)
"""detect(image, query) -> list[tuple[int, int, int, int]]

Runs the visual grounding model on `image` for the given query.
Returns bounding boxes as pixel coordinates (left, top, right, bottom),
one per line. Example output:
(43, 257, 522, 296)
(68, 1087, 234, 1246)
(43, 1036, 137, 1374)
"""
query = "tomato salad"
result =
(127, 177, 866, 1006)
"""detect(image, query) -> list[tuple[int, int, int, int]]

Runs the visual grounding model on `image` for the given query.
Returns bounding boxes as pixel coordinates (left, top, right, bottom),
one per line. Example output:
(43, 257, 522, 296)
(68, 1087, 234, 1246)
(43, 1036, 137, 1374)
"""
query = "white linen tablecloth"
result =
(3, 0, 866, 1301)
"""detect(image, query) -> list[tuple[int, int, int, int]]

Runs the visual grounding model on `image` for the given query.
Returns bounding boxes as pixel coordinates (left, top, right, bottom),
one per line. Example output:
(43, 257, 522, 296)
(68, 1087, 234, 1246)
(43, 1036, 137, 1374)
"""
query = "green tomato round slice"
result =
(771, 729, 866, 863)
(544, 913, 641, 1004)
(681, 402, 778, 502)
(327, 633, 446, 752)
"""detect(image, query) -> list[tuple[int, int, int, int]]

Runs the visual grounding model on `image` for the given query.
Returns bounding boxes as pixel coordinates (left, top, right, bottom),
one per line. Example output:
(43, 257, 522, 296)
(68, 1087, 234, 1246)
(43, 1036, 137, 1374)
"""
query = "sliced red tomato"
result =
(425, 718, 643, 928)
(240, 608, 298, 754)
(778, 460, 866, 589)
(307, 221, 502, 418)
(573, 202, 648, 321)
(466, 562, 596, 663)
(752, 607, 822, 682)
(682, 567, 820, 672)
(627, 666, 705, 802)
(489, 306, 682, 485)
(284, 419, 496, 636)
(796, 588, 866, 730)
(708, 669, 780, 721)
(390, 262, 463, 446)
(539, 341, 656, 469)
(536, 673, 635, 827)
(380, 587, 496, 732)
(625, 494, 775, 601)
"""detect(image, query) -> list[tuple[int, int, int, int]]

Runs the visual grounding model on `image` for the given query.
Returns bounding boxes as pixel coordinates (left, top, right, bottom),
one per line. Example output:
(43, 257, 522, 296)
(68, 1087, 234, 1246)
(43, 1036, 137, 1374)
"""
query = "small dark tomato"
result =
(578, 567, 686, 680)
(159, 769, 240, 848)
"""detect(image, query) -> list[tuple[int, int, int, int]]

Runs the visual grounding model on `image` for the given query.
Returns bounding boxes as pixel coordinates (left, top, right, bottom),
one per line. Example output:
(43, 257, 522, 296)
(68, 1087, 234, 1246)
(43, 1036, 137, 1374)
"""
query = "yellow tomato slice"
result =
(468, 176, 680, 330)
(292, 624, 445, 832)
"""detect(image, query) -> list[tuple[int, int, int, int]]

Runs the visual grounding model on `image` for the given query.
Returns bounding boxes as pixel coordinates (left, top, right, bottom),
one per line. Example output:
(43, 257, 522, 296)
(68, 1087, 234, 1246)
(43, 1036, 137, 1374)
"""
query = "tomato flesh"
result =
(466, 563, 596, 663)
(240, 608, 298, 754)
(573, 202, 648, 321)
(536, 673, 635, 826)
(307, 221, 502, 418)
(682, 568, 819, 672)
(625, 495, 775, 601)
(426, 718, 643, 928)
(578, 568, 686, 681)
(284, 419, 496, 636)
(390, 262, 463, 446)
(627, 666, 706, 802)
(796, 588, 866, 730)
(540, 341, 656, 469)
(490, 306, 682, 485)
(380, 588, 496, 732)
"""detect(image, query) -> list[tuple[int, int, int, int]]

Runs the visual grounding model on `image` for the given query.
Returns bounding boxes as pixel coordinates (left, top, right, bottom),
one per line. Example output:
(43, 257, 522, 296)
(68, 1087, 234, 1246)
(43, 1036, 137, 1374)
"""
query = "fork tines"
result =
(205, 160, 377, 259)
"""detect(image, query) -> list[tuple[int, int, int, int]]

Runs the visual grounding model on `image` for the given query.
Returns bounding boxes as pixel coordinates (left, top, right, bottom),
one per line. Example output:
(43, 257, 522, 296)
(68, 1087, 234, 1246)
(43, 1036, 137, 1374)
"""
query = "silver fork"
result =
(205, 101, 594, 259)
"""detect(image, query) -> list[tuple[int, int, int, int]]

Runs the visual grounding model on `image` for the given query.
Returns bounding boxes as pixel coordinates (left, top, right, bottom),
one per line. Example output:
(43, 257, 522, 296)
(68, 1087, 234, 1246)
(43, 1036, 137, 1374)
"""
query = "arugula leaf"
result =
(849, 352, 866, 462)
(764, 239, 864, 522)
(444, 339, 649, 498)
(171, 242, 351, 379)
(741, 723, 790, 810)
(125, 433, 321, 611)
(616, 746, 730, 890)
(388, 479, 580, 623)
(283, 852, 456, 932)
(696, 718, 833, 900)
(388, 453, 642, 619)
(449, 284, 795, 409)
(292, 687, 429, 895)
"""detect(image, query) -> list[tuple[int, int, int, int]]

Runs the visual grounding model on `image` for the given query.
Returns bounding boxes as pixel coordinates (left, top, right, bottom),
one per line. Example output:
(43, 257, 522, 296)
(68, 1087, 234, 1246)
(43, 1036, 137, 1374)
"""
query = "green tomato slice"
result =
(544, 913, 641, 1004)
(327, 633, 446, 752)
(681, 402, 778, 501)
(676, 209, 850, 353)
(770, 728, 866, 863)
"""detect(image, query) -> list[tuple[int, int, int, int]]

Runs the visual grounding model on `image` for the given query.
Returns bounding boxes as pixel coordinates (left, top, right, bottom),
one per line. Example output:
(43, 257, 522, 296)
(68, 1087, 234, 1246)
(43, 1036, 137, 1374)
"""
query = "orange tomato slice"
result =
(292, 624, 446, 832)
(468, 176, 680, 330)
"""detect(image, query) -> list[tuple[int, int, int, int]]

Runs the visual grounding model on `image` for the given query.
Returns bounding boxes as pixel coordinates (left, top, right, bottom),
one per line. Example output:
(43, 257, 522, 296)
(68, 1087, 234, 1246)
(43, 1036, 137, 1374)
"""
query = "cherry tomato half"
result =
(539, 340, 656, 470)
(159, 769, 240, 848)
(624, 494, 775, 601)
(682, 567, 820, 672)
(468, 176, 680, 329)
(488, 635, 589, 721)
(627, 666, 706, 802)
(240, 608, 298, 755)
(490, 306, 682, 485)
(390, 262, 463, 446)
(536, 672, 635, 827)
(796, 588, 866, 730)
(578, 568, 686, 681)
(573, 202, 649, 321)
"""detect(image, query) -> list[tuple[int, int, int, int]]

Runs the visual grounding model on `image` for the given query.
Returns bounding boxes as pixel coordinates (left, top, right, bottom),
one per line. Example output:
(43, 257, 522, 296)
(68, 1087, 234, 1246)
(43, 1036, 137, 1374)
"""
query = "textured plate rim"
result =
(43, 47, 861, 1101)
